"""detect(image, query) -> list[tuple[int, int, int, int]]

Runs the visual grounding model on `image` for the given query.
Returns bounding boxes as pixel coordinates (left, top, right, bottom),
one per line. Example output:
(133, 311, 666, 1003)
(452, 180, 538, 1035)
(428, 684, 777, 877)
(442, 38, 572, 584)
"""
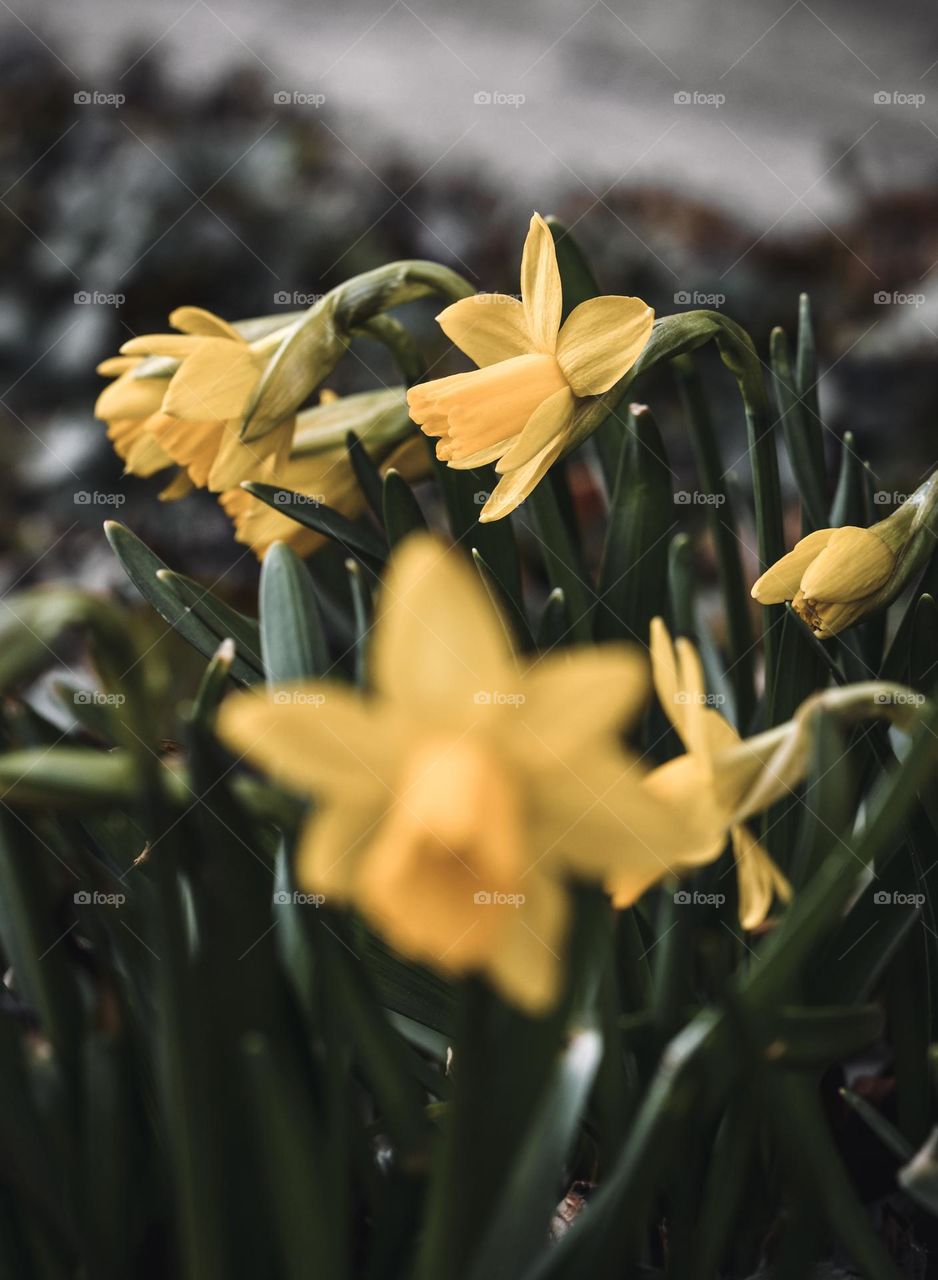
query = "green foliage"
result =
(0, 224, 936, 1280)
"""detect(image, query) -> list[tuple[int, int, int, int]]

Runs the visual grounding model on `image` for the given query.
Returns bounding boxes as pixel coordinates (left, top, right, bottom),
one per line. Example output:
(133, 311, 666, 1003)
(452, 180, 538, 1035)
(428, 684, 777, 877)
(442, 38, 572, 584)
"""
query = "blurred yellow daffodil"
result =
(407, 213, 653, 522)
(609, 618, 792, 930)
(217, 534, 691, 1013)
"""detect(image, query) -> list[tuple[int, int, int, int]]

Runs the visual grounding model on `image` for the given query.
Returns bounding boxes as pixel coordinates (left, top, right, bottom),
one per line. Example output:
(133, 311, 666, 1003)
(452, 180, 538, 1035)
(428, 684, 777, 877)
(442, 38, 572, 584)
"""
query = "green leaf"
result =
(673, 356, 755, 728)
(535, 588, 568, 652)
(242, 482, 388, 566)
(770, 325, 827, 531)
(104, 521, 259, 685)
(428, 445, 524, 610)
(527, 470, 594, 644)
(383, 467, 427, 546)
(154, 569, 263, 676)
(472, 548, 533, 651)
(345, 429, 385, 521)
(840, 1087, 913, 1161)
(595, 404, 673, 645)
(241, 1032, 346, 1280)
(465, 1028, 602, 1280)
(345, 558, 372, 687)
(830, 431, 872, 528)
(259, 542, 329, 682)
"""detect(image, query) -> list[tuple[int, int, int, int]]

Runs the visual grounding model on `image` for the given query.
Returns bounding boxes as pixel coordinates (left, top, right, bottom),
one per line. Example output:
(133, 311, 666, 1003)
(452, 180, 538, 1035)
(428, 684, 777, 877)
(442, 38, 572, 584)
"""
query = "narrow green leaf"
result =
(770, 326, 827, 531)
(243, 482, 388, 566)
(154, 569, 263, 676)
(259, 542, 329, 682)
(472, 548, 533, 651)
(595, 404, 673, 645)
(104, 521, 258, 684)
(346, 429, 385, 522)
(383, 468, 427, 546)
(674, 355, 754, 728)
(465, 1029, 602, 1280)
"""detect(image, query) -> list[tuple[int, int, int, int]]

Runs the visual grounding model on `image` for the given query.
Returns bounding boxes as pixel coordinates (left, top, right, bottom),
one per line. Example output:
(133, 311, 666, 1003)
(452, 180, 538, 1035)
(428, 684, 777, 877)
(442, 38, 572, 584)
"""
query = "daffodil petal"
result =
(519, 646, 649, 752)
(640, 755, 731, 867)
(520, 213, 563, 353)
(485, 876, 568, 1014)
(295, 798, 389, 902)
(169, 306, 243, 341)
(750, 527, 835, 603)
(370, 534, 514, 722)
(479, 434, 565, 522)
(216, 684, 401, 799)
(800, 526, 894, 603)
(164, 340, 263, 421)
(436, 294, 533, 368)
(494, 385, 575, 475)
(120, 334, 204, 358)
(555, 296, 654, 396)
(732, 824, 792, 930)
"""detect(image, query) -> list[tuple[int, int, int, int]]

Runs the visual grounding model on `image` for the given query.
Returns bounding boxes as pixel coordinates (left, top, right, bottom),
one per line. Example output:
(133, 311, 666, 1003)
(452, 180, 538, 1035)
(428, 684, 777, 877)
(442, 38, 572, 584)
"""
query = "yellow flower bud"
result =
(751, 475, 938, 638)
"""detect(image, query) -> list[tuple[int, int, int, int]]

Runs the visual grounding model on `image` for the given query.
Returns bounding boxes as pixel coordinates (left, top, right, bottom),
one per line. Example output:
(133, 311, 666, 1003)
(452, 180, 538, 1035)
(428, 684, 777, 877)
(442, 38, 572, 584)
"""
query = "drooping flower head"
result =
(407, 214, 654, 521)
(107, 306, 310, 493)
(752, 474, 938, 638)
(217, 535, 692, 1013)
(611, 618, 791, 930)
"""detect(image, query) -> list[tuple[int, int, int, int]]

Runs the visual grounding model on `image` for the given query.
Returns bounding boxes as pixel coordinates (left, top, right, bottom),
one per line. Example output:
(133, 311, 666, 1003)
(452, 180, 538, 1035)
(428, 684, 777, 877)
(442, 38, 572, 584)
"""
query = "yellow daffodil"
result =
(752, 476, 938, 638)
(406, 213, 654, 522)
(107, 306, 322, 492)
(220, 389, 427, 559)
(93, 355, 179, 489)
(610, 618, 792, 930)
(217, 534, 693, 1013)
(751, 525, 896, 638)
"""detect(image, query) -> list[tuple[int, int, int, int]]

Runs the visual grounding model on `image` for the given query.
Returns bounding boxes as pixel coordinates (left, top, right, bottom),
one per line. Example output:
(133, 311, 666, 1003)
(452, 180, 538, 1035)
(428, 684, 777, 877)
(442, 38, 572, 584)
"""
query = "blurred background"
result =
(3, 0, 938, 597)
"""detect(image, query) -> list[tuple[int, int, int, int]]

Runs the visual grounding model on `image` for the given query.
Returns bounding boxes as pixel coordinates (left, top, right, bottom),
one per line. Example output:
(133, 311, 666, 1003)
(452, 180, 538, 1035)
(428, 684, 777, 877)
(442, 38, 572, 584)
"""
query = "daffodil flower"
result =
(752, 475, 938, 638)
(114, 307, 314, 491)
(407, 214, 654, 522)
(608, 618, 792, 930)
(93, 355, 180, 493)
(220, 388, 426, 559)
(217, 534, 692, 1013)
